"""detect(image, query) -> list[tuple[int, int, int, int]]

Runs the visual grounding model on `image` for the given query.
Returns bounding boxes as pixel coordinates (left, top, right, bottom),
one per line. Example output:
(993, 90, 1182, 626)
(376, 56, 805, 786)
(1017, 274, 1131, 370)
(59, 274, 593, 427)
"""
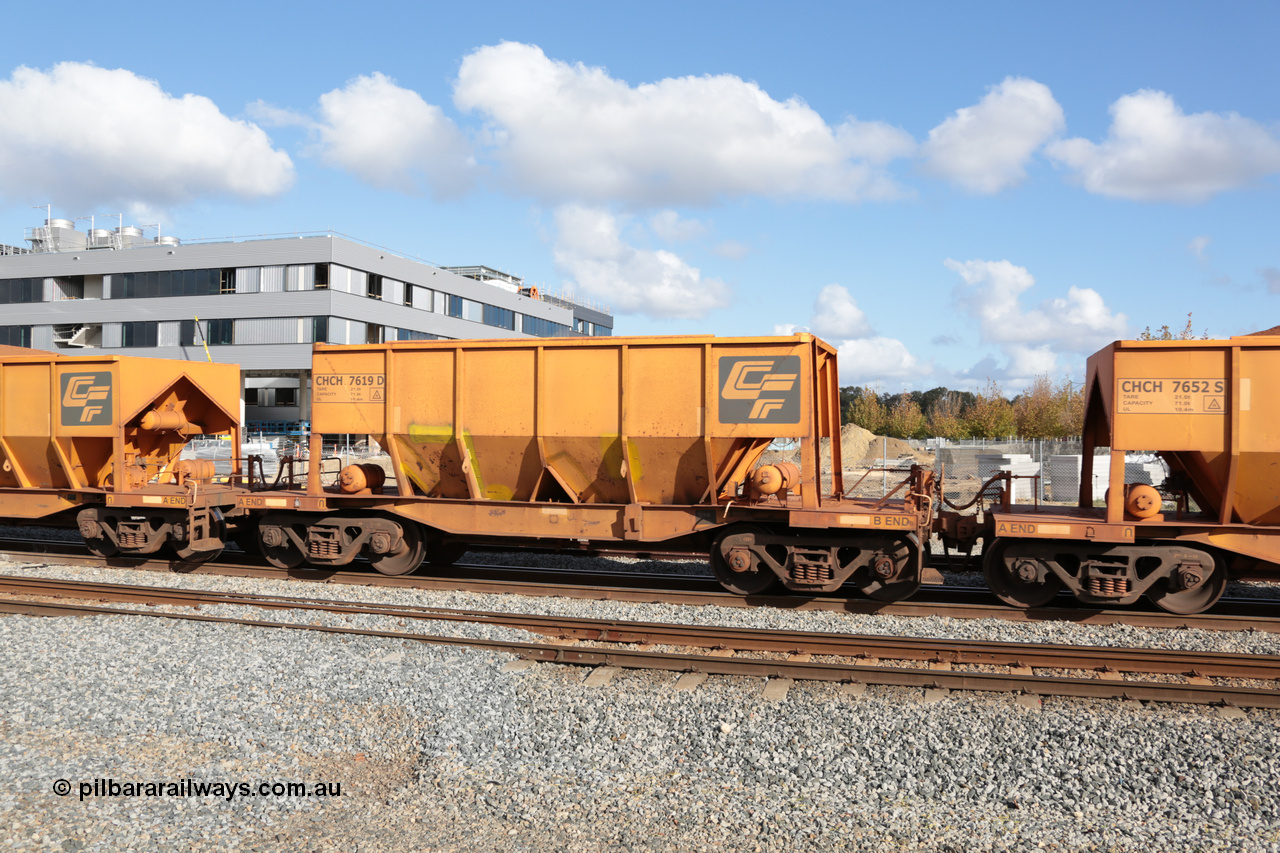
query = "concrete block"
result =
(500, 660, 534, 673)
(674, 672, 707, 692)
(583, 666, 622, 687)
(761, 678, 794, 701)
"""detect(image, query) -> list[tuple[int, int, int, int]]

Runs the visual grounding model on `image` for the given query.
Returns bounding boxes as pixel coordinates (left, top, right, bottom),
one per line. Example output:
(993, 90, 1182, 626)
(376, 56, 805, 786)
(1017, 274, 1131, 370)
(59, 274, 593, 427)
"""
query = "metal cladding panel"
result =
(0, 291, 335, 326)
(285, 264, 315, 291)
(260, 266, 285, 292)
(350, 268, 368, 296)
(235, 317, 299, 345)
(0, 234, 606, 327)
(235, 267, 261, 293)
(330, 265, 353, 293)
(0, 236, 337, 278)
(102, 324, 122, 348)
(158, 321, 179, 347)
(573, 304, 614, 329)
(31, 326, 53, 350)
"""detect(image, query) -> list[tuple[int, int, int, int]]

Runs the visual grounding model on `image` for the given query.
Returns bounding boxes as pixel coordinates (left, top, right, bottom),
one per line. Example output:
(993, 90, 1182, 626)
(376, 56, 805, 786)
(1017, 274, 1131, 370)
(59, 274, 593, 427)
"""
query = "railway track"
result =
(3, 573, 1279, 708)
(1, 535, 1277, 633)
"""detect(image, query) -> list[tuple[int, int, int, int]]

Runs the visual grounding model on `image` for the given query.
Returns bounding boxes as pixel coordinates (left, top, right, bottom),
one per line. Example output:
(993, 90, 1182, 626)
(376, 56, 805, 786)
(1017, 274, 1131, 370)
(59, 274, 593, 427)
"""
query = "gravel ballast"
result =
(2, 558, 1279, 852)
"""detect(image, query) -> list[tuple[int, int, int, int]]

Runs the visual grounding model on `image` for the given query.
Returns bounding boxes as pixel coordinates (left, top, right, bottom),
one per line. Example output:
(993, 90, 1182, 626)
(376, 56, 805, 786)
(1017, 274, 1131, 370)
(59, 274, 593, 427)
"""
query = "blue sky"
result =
(1, 1, 1276, 390)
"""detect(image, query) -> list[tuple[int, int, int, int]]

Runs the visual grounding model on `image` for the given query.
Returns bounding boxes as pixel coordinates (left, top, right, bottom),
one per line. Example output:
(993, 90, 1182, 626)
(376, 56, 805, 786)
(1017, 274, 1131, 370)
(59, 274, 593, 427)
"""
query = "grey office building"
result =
(0, 219, 613, 432)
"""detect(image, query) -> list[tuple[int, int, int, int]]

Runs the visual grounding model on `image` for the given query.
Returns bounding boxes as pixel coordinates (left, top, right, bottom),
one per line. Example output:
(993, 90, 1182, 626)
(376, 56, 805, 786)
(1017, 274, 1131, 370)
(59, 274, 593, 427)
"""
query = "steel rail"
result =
(1, 539, 1278, 632)
(1, 594, 1277, 708)
(3, 574, 1280, 681)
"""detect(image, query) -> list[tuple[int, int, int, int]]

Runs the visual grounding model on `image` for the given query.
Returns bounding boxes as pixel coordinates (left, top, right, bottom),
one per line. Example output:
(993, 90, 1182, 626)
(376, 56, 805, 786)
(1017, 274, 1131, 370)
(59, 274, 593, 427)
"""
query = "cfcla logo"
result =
(60, 372, 113, 426)
(719, 356, 801, 424)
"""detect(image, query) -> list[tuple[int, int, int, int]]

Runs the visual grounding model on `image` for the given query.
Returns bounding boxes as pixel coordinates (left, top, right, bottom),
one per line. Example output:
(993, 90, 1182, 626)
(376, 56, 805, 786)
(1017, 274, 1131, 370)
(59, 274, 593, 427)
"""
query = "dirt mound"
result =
(758, 425, 928, 469)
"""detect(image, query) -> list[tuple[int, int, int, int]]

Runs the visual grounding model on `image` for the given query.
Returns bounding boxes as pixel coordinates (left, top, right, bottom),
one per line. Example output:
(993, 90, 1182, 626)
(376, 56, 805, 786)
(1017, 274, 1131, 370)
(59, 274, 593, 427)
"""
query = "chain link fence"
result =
(834, 436, 1169, 511)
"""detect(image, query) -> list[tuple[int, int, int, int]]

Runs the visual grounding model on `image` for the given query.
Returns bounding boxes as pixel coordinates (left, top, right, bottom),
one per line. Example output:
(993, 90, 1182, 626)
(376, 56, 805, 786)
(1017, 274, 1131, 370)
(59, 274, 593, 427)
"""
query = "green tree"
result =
(883, 396, 927, 438)
(1013, 375, 1060, 438)
(1056, 378, 1085, 437)
(844, 386, 887, 434)
(926, 392, 969, 439)
(1138, 312, 1207, 341)
(964, 380, 1016, 438)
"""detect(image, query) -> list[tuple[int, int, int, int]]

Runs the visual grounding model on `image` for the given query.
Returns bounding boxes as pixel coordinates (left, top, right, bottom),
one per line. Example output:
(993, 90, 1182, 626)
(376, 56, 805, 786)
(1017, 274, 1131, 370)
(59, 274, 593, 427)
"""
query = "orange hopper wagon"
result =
(255, 334, 935, 597)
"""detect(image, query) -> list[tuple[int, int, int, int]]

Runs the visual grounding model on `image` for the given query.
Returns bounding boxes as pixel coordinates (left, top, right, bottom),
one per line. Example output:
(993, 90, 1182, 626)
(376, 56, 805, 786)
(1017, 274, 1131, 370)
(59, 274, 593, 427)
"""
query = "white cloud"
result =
(1188, 235, 1212, 261)
(921, 77, 1064, 193)
(837, 337, 926, 384)
(1262, 268, 1280, 295)
(454, 42, 915, 205)
(552, 205, 730, 319)
(649, 210, 707, 242)
(712, 239, 751, 260)
(1047, 90, 1280, 202)
(310, 73, 474, 198)
(0, 62, 293, 210)
(810, 283, 872, 339)
(772, 283, 929, 384)
(945, 258, 1129, 379)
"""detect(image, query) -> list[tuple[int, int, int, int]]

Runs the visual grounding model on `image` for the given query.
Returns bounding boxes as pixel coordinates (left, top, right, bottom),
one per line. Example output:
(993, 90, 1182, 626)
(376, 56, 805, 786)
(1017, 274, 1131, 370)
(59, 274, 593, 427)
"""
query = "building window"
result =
(312, 316, 328, 344)
(314, 263, 329, 290)
(207, 318, 234, 345)
(0, 325, 31, 347)
(244, 387, 260, 406)
(219, 269, 236, 295)
(446, 294, 464, 318)
(113, 269, 220, 299)
(483, 304, 516, 331)
(180, 319, 197, 346)
(366, 323, 384, 344)
(0, 278, 42, 304)
(121, 321, 158, 348)
(397, 329, 438, 341)
(276, 387, 297, 407)
(521, 315, 572, 337)
(367, 274, 382, 300)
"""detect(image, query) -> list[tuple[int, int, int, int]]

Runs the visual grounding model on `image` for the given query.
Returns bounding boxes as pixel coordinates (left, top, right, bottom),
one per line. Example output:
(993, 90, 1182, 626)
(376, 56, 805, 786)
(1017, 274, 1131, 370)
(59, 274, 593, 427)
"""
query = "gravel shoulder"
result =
(3, 558, 1279, 852)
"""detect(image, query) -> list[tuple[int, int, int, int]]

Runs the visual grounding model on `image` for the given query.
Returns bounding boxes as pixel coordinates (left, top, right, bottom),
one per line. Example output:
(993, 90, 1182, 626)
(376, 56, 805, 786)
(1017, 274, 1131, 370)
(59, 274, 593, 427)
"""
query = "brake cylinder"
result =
(339, 463, 386, 493)
(747, 462, 800, 500)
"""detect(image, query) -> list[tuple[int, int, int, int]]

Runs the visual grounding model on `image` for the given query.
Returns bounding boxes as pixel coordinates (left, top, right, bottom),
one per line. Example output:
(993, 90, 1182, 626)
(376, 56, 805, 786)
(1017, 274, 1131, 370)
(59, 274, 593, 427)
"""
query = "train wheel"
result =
(260, 524, 306, 570)
(853, 535, 922, 602)
(711, 526, 779, 595)
(1147, 550, 1225, 615)
(78, 509, 118, 558)
(231, 519, 261, 556)
(983, 541, 1062, 608)
(428, 541, 469, 568)
(371, 522, 427, 576)
(84, 535, 118, 558)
